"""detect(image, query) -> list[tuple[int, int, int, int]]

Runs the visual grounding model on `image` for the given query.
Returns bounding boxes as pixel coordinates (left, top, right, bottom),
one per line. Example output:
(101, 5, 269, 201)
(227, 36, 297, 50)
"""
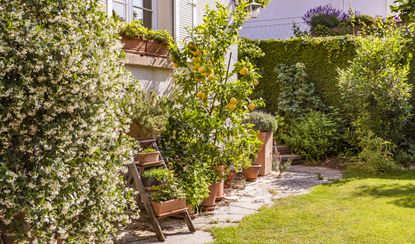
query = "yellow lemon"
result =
(226, 103, 237, 111)
(208, 73, 215, 81)
(248, 103, 256, 111)
(198, 66, 205, 73)
(230, 97, 237, 104)
(196, 91, 205, 99)
(239, 67, 249, 76)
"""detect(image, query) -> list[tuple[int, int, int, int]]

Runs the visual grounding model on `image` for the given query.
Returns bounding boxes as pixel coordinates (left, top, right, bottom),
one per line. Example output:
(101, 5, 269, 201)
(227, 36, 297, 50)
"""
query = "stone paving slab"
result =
(115, 165, 342, 244)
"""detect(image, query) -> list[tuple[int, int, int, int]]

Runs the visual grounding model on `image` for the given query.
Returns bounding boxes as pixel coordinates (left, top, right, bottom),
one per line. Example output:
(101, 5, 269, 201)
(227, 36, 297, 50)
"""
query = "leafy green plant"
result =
(391, 0, 415, 22)
(142, 147, 157, 153)
(161, 1, 267, 206)
(0, 0, 138, 242)
(151, 176, 185, 202)
(338, 29, 412, 144)
(246, 111, 277, 132)
(119, 20, 173, 43)
(282, 111, 340, 160)
(347, 131, 399, 174)
(142, 168, 169, 181)
(310, 15, 341, 29)
(275, 63, 325, 122)
(128, 91, 169, 140)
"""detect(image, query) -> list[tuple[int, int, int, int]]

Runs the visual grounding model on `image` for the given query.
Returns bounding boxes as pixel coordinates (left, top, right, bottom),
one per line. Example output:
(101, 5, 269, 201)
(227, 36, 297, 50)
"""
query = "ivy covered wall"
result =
(242, 36, 357, 113)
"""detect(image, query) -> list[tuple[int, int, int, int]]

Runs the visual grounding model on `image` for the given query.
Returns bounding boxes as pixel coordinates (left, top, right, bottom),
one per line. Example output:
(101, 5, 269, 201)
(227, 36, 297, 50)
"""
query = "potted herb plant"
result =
(246, 111, 277, 176)
(141, 168, 169, 187)
(137, 147, 160, 164)
(150, 176, 186, 217)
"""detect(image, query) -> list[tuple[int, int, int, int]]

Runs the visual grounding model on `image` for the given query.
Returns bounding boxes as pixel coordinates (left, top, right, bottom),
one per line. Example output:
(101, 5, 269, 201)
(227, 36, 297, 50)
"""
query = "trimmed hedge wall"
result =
(243, 36, 358, 113)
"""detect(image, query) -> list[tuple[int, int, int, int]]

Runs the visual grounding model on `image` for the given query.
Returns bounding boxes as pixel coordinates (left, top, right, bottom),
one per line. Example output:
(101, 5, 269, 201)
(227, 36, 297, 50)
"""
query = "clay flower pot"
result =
(242, 164, 261, 182)
(151, 198, 186, 217)
(137, 151, 160, 164)
(146, 40, 169, 56)
(121, 36, 147, 53)
(201, 182, 220, 211)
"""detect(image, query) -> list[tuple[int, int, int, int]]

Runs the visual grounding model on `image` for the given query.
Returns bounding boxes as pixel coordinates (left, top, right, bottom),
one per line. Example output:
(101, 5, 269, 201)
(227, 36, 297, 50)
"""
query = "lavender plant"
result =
(303, 5, 348, 26)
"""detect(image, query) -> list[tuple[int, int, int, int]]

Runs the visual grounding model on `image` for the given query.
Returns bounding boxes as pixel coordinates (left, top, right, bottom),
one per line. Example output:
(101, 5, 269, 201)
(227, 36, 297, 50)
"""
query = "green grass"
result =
(211, 171, 415, 243)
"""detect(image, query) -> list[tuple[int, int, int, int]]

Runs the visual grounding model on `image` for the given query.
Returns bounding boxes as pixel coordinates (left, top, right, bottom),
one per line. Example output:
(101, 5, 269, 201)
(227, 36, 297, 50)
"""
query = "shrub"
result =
(338, 29, 413, 144)
(128, 91, 169, 140)
(119, 20, 173, 43)
(310, 14, 341, 28)
(246, 111, 277, 132)
(347, 131, 399, 174)
(282, 111, 339, 160)
(0, 0, 138, 242)
(142, 168, 170, 181)
(275, 63, 325, 121)
(161, 1, 265, 206)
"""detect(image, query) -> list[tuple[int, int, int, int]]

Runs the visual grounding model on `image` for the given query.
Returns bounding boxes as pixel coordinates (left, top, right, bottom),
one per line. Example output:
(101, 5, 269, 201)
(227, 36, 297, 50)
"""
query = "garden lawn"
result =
(211, 171, 415, 243)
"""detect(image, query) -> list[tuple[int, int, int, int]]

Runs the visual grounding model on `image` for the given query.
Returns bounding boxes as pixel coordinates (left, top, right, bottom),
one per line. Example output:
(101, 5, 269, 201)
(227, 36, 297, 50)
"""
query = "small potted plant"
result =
(137, 147, 160, 164)
(242, 164, 262, 181)
(141, 168, 169, 187)
(150, 176, 186, 217)
(246, 111, 277, 176)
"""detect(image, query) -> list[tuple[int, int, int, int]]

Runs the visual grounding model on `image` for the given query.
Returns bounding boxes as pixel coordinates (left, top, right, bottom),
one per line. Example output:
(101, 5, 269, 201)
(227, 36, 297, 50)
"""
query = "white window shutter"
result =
(177, 0, 195, 42)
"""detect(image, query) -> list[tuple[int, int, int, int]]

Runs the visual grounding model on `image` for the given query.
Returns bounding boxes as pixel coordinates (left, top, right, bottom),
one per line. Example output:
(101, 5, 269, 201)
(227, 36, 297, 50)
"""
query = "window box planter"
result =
(242, 164, 261, 182)
(137, 151, 160, 163)
(151, 198, 187, 217)
(121, 36, 169, 57)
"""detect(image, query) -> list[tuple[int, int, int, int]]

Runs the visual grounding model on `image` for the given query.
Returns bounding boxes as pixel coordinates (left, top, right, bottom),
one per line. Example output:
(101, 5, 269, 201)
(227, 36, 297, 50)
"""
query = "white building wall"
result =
(241, 0, 397, 40)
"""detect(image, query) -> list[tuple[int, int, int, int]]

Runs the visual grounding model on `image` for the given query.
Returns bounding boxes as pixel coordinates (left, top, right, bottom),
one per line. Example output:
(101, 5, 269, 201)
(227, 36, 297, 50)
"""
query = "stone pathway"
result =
(115, 165, 343, 244)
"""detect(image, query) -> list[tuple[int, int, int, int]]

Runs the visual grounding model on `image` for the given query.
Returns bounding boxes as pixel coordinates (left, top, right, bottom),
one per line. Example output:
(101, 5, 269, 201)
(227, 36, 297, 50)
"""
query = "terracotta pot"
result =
(201, 182, 220, 211)
(255, 132, 273, 176)
(151, 198, 186, 217)
(121, 37, 147, 53)
(215, 165, 225, 201)
(186, 204, 198, 219)
(137, 151, 160, 164)
(242, 164, 261, 182)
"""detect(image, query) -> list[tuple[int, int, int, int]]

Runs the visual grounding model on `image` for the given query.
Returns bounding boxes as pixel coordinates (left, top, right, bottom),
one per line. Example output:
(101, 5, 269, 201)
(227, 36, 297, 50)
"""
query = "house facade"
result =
(100, 0, 235, 95)
(241, 0, 397, 40)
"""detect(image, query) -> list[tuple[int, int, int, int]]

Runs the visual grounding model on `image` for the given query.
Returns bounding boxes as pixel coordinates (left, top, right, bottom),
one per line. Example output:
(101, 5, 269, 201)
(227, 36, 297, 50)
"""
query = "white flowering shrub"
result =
(0, 0, 138, 242)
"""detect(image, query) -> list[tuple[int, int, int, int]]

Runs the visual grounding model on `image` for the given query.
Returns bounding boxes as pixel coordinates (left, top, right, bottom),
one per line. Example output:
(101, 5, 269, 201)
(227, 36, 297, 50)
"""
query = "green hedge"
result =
(243, 36, 358, 113)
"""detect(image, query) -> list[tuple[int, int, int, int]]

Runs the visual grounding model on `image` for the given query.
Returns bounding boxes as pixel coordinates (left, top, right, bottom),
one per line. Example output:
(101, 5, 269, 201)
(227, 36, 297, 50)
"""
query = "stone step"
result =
(278, 154, 302, 164)
(275, 144, 291, 155)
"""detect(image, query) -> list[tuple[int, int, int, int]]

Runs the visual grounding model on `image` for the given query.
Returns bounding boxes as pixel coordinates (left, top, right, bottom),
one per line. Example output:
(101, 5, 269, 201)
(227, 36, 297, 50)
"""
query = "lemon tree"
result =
(161, 1, 266, 206)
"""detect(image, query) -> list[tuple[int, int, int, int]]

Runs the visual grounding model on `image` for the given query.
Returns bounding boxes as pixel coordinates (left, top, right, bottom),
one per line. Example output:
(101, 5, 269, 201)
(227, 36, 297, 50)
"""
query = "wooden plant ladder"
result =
(126, 139, 195, 242)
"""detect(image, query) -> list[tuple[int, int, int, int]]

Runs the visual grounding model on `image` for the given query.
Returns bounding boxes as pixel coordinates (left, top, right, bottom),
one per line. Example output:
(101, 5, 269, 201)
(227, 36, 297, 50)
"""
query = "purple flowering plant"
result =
(302, 5, 348, 25)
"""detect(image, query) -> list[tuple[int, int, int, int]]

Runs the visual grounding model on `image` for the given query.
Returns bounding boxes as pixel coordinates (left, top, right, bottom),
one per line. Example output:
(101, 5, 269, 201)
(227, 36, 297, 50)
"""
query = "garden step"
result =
(275, 144, 292, 155)
(278, 154, 302, 164)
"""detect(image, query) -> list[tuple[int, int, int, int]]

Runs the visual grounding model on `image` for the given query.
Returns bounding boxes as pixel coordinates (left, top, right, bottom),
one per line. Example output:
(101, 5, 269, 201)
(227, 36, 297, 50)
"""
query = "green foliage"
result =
(310, 15, 341, 29)
(282, 111, 340, 160)
(244, 36, 357, 114)
(150, 174, 185, 202)
(128, 91, 169, 140)
(0, 0, 138, 242)
(391, 0, 415, 22)
(141, 168, 170, 181)
(275, 63, 325, 121)
(246, 111, 277, 132)
(119, 20, 173, 43)
(142, 147, 157, 153)
(161, 1, 262, 206)
(348, 131, 399, 174)
(338, 30, 413, 144)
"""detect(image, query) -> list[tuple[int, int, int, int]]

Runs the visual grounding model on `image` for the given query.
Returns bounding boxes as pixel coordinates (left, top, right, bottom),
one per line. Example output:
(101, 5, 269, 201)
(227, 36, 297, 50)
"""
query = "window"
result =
(113, 0, 128, 21)
(132, 0, 153, 28)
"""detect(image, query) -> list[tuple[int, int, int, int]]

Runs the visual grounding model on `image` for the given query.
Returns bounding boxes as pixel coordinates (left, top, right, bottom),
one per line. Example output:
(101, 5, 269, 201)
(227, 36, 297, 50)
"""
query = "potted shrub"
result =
(141, 168, 169, 187)
(119, 20, 173, 57)
(200, 182, 221, 211)
(150, 176, 186, 217)
(246, 111, 277, 176)
(215, 165, 225, 201)
(137, 147, 160, 164)
(128, 91, 169, 140)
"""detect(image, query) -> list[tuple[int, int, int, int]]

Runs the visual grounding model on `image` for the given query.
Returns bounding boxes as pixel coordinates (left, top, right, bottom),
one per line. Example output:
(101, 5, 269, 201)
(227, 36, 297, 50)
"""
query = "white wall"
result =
(241, 0, 396, 40)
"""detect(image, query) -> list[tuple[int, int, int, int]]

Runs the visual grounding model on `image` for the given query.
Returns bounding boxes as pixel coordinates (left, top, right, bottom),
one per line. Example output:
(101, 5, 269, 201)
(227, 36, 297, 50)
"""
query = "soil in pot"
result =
(137, 151, 160, 164)
(201, 182, 220, 211)
(151, 199, 186, 217)
(242, 164, 261, 182)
